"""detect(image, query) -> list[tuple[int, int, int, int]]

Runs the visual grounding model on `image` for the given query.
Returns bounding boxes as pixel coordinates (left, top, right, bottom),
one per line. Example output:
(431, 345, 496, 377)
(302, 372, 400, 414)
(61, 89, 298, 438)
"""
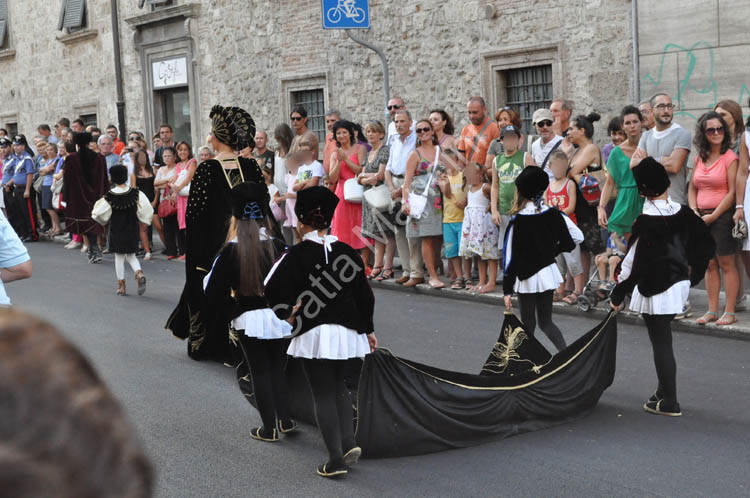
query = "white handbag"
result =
(176, 168, 190, 197)
(364, 184, 391, 211)
(407, 146, 441, 220)
(343, 177, 364, 203)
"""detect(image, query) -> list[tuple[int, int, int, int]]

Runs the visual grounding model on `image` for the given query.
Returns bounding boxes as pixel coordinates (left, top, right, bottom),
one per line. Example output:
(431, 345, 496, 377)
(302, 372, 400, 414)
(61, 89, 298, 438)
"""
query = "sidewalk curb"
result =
(370, 279, 750, 342)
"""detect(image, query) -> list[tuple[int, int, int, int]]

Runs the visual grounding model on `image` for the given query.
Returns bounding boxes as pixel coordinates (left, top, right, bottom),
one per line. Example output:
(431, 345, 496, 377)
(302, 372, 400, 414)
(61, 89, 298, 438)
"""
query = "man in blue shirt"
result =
(0, 209, 31, 306)
(11, 135, 38, 242)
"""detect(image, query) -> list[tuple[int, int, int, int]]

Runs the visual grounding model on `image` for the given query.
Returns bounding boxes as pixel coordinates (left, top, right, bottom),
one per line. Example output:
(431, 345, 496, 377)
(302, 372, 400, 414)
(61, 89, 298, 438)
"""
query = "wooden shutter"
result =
(0, 0, 8, 47)
(58, 0, 86, 31)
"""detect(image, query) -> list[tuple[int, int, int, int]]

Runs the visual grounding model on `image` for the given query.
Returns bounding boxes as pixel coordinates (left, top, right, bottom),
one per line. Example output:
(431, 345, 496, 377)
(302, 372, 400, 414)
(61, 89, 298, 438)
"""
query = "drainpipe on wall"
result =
(632, 0, 640, 104)
(110, 0, 127, 140)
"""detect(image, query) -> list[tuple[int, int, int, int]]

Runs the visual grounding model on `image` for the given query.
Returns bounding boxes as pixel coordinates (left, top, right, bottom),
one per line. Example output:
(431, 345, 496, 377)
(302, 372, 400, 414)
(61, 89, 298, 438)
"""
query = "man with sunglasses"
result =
(386, 97, 414, 147)
(530, 108, 563, 180)
(630, 92, 693, 319)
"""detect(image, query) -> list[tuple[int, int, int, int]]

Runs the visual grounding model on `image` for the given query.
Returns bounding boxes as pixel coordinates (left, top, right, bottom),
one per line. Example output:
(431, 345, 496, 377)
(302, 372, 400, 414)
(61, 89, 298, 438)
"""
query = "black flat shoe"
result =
(278, 419, 298, 434)
(249, 427, 279, 442)
(343, 446, 362, 467)
(317, 461, 348, 478)
(644, 399, 682, 417)
(647, 388, 664, 404)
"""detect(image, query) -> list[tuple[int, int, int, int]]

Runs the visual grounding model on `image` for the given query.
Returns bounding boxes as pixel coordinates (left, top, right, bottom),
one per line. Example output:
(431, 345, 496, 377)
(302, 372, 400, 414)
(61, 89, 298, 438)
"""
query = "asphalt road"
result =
(10, 242, 750, 498)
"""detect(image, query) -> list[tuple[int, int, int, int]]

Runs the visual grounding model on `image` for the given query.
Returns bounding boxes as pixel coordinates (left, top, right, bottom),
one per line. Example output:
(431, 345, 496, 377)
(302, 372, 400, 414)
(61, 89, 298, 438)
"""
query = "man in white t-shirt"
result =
(530, 108, 563, 179)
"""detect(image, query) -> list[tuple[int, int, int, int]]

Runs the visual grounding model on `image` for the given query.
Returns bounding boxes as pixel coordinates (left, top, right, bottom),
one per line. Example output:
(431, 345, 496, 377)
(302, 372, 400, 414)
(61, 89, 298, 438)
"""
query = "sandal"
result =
(562, 292, 580, 305)
(553, 291, 564, 302)
(429, 279, 445, 289)
(376, 267, 393, 281)
(369, 265, 383, 279)
(464, 278, 476, 291)
(451, 278, 465, 290)
(696, 311, 718, 325)
(716, 312, 737, 326)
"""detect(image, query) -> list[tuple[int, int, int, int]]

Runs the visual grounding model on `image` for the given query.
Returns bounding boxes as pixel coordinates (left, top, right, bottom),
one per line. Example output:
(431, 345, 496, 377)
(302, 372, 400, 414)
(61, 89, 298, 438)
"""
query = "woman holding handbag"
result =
(358, 121, 395, 280)
(562, 112, 605, 279)
(170, 141, 197, 260)
(402, 119, 446, 288)
(154, 146, 183, 259)
(328, 120, 368, 252)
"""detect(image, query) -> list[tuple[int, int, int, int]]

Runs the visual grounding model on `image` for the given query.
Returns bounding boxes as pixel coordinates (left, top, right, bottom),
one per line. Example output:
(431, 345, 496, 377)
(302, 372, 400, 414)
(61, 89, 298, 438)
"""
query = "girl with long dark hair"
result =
(203, 181, 294, 441)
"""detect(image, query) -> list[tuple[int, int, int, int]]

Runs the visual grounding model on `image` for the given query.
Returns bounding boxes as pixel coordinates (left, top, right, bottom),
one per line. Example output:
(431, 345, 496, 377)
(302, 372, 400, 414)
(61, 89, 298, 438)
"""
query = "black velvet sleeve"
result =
(202, 244, 238, 335)
(553, 210, 576, 256)
(685, 210, 716, 287)
(502, 221, 517, 296)
(609, 216, 643, 306)
(264, 250, 297, 320)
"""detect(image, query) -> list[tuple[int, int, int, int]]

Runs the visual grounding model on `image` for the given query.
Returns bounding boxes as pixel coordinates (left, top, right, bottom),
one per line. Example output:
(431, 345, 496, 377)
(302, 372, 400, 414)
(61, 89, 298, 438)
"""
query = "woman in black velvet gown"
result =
(166, 105, 265, 362)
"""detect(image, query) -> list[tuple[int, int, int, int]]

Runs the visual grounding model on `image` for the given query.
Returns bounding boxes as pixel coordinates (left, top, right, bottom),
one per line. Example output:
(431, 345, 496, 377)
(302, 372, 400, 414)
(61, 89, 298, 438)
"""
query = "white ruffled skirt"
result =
(629, 280, 690, 315)
(514, 263, 564, 294)
(287, 324, 370, 360)
(233, 308, 293, 340)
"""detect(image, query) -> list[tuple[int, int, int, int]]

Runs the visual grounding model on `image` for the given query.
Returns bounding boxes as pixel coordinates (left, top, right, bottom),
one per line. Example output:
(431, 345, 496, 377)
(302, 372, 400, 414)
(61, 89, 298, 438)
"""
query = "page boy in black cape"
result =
(265, 186, 378, 478)
(610, 157, 715, 416)
(166, 105, 266, 362)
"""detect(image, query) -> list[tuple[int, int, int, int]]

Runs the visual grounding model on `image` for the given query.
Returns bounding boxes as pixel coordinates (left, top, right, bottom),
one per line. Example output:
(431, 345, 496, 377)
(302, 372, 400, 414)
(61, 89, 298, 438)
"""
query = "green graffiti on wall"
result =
(642, 41, 748, 121)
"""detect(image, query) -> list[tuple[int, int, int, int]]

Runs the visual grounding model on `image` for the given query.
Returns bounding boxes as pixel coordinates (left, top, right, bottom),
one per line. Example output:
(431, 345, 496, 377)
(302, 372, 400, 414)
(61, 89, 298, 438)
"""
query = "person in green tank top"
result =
(491, 125, 536, 260)
(598, 105, 645, 241)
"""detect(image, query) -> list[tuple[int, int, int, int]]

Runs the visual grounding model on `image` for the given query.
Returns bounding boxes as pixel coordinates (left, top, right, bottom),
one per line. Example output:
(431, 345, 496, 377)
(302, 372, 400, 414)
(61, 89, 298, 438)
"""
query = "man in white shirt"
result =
(385, 109, 420, 285)
(530, 108, 563, 179)
(386, 97, 415, 147)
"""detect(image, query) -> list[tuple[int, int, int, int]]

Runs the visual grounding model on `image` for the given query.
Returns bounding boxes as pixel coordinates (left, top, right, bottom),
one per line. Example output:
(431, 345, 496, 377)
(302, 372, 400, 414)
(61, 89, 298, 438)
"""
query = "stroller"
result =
(577, 267, 613, 312)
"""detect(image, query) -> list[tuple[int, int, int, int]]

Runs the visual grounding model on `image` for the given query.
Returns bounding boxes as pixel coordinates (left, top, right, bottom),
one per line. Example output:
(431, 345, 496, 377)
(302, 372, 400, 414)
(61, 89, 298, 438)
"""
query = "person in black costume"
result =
(610, 157, 715, 417)
(203, 181, 296, 442)
(502, 166, 583, 351)
(265, 186, 378, 478)
(92, 165, 153, 296)
(166, 105, 266, 362)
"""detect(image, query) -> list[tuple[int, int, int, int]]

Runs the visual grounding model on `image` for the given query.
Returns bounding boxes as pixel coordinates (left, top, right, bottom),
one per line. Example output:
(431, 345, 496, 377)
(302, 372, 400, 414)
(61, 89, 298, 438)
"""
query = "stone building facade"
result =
(0, 0, 746, 150)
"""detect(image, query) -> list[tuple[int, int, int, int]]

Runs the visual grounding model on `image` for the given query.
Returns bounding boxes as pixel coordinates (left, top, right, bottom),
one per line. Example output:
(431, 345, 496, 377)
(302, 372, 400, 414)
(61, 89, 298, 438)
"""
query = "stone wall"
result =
(638, 0, 750, 131)
(2, 0, 635, 145)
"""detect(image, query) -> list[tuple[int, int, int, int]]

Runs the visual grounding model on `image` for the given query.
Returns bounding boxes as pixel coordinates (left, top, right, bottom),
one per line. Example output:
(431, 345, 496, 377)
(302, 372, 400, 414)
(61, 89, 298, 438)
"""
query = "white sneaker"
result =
(80, 245, 88, 253)
(144, 252, 152, 261)
(65, 240, 81, 250)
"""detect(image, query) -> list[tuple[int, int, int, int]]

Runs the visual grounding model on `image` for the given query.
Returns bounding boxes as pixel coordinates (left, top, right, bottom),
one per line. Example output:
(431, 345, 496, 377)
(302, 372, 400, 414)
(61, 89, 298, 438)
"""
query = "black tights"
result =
(303, 359, 356, 466)
(518, 290, 567, 351)
(643, 314, 678, 404)
(237, 336, 292, 432)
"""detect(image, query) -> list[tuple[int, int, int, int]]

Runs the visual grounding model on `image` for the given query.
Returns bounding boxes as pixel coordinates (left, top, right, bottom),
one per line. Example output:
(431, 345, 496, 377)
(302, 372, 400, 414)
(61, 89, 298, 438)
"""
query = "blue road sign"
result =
(322, 0, 370, 29)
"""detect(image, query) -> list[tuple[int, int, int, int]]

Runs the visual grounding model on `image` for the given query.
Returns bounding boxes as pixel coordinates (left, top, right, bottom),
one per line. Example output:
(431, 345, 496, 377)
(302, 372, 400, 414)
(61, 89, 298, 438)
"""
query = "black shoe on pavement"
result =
(343, 446, 362, 467)
(317, 460, 348, 478)
(249, 427, 279, 442)
(643, 399, 681, 417)
(278, 419, 298, 434)
(647, 388, 664, 404)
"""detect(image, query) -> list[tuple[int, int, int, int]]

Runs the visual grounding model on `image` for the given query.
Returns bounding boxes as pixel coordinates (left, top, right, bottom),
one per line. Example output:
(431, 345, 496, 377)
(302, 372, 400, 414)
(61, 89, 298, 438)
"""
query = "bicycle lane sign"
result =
(321, 0, 370, 29)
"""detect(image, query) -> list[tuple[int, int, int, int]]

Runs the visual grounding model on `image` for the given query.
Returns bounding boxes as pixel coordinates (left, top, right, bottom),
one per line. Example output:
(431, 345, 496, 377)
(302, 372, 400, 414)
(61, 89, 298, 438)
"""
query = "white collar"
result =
(302, 231, 338, 264)
(651, 123, 682, 140)
(643, 197, 681, 215)
(518, 201, 550, 215)
(111, 185, 130, 193)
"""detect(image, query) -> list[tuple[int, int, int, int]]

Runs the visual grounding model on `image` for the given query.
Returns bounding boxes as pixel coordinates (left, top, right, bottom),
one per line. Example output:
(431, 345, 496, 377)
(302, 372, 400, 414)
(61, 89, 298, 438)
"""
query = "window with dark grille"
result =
(0, 0, 9, 49)
(79, 113, 97, 128)
(58, 0, 87, 32)
(291, 89, 326, 145)
(504, 65, 553, 134)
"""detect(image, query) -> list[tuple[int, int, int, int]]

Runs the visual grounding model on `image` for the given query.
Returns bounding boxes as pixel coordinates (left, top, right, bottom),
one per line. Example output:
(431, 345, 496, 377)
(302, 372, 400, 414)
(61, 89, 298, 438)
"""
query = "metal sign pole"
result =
(345, 29, 390, 129)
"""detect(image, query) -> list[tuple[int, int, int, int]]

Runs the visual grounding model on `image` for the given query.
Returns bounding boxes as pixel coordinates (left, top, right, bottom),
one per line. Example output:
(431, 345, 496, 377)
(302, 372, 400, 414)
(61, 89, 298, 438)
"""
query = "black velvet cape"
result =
(610, 206, 715, 306)
(237, 311, 617, 458)
(105, 188, 140, 254)
(165, 157, 264, 361)
(264, 239, 376, 336)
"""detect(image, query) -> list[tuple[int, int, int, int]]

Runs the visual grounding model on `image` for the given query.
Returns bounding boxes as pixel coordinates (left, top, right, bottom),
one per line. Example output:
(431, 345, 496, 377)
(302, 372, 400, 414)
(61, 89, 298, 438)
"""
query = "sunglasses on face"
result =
(290, 116, 304, 121)
(537, 120, 553, 128)
(387, 105, 402, 110)
(416, 127, 432, 134)
(705, 126, 724, 136)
